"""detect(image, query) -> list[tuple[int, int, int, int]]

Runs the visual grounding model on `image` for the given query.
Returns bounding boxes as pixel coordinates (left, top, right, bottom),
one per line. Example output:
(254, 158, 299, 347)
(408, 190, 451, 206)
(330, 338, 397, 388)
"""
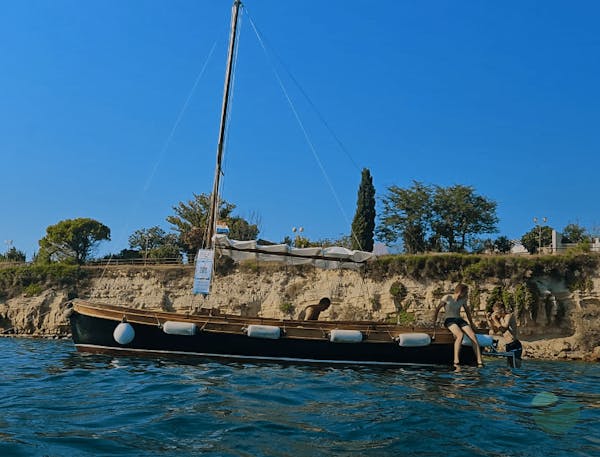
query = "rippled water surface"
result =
(0, 338, 598, 456)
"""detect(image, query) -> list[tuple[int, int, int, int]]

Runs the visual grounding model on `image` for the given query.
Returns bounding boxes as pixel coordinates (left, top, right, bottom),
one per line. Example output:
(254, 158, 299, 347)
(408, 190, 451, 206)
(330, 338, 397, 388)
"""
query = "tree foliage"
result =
(38, 218, 110, 264)
(351, 168, 376, 251)
(377, 181, 432, 253)
(430, 185, 498, 252)
(561, 223, 589, 244)
(129, 225, 177, 253)
(0, 247, 26, 263)
(166, 193, 259, 256)
(377, 182, 498, 253)
(521, 225, 553, 254)
(493, 236, 514, 254)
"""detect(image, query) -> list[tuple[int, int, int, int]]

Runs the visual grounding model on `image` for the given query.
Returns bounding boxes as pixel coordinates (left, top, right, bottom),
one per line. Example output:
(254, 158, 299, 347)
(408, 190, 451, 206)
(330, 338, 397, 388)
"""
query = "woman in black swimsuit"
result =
(433, 283, 483, 368)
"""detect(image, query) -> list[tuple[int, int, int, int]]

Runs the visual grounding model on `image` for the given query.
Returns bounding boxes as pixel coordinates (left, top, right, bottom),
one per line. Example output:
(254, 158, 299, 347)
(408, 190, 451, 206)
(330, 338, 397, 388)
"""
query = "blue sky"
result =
(1, 0, 599, 259)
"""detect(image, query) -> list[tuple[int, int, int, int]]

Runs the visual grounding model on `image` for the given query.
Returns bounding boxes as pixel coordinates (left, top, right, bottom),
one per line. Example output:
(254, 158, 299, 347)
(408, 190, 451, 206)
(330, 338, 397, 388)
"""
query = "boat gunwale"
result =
(70, 299, 457, 344)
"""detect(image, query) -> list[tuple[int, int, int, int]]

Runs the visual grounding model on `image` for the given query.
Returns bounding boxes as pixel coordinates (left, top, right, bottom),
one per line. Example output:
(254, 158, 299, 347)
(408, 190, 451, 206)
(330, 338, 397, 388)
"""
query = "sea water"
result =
(0, 338, 598, 457)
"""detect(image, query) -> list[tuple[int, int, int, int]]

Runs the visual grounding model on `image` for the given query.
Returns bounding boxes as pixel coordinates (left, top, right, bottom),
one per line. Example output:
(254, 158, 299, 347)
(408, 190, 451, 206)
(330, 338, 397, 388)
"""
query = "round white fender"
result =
(113, 322, 135, 345)
(246, 325, 281, 339)
(461, 333, 494, 347)
(397, 332, 431, 347)
(329, 329, 363, 343)
(162, 321, 197, 336)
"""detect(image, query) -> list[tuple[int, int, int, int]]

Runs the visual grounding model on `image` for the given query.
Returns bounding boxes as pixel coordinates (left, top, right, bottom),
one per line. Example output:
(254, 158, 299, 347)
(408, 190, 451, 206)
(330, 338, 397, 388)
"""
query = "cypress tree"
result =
(351, 168, 376, 251)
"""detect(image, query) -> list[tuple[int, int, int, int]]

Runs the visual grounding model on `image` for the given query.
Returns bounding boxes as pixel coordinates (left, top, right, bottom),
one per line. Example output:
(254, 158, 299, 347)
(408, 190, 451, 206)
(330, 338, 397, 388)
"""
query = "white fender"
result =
(329, 329, 363, 343)
(246, 325, 281, 339)
(162, 321, 197, 336)
(462, 333, 494, 347)
(397, 333, 431, 347)
(113, 322, 135, 345)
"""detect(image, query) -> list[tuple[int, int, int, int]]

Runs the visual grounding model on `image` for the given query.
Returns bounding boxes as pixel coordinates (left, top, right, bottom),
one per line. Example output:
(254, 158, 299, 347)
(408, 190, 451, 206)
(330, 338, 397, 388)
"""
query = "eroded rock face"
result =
(1, 265, 598, 360)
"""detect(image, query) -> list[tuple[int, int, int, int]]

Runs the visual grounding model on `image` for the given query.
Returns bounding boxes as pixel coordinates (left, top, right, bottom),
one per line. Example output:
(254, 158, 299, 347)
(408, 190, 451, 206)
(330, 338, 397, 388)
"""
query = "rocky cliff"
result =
(1, 263, 599, 362)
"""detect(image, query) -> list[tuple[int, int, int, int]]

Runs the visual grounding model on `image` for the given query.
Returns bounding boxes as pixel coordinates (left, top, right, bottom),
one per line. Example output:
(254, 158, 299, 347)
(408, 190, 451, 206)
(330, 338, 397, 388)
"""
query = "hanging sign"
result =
(193, 249, 215, 295)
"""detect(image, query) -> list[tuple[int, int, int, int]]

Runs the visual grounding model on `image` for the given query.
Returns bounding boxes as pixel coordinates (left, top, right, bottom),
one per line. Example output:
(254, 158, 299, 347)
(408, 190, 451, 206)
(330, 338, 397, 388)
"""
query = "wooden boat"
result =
(68, 0, 491, 367)
(69, 300, 481, 367)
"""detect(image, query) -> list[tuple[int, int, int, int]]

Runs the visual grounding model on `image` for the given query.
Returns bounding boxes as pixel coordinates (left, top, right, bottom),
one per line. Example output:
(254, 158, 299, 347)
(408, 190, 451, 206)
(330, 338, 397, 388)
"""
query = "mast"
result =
(207, 0, 242, 248)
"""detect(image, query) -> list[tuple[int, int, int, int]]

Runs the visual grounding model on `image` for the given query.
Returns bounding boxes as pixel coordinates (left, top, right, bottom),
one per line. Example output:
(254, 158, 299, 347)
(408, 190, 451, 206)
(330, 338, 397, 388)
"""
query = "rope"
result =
(91, 40, 219, 297)
(244, 10, 355, 243)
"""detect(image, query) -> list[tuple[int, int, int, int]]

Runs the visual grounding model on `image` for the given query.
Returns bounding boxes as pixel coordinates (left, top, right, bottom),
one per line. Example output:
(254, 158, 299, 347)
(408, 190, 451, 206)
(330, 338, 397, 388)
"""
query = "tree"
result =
(377, 181, 432, 253)
(378, 182, 499, 253)
(561, 223, 588, 244)
(166, 193, 259, 256)
(521, 226, 552, 254)
(38, 218, 110, 264)
(350, 168, 376, 251)
(493, 236, 514, 254)
(128, 226, 179, 258)
(0, 247, 26, 262)
(430, 185, 498, 252)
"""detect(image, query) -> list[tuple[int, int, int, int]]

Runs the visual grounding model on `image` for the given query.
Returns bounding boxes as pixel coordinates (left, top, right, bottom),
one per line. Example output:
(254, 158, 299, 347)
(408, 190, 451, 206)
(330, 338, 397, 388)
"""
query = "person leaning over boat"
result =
(433, 284, 484, 368)
(300, 297, 331, 321)
(487, 302, 522, 367)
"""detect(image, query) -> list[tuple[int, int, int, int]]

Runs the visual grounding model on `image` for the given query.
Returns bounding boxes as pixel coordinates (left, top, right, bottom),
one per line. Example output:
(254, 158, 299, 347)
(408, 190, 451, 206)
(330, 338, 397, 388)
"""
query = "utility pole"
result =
(533, 217, 547, 253)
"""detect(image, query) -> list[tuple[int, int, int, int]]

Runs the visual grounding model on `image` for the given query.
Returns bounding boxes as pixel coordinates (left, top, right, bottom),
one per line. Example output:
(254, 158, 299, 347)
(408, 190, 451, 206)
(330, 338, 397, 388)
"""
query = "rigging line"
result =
(245, 11, 353, 233)
(95, 41, 218, 288)
(144, 40, 218, 192)
(243, 9, 361, 173)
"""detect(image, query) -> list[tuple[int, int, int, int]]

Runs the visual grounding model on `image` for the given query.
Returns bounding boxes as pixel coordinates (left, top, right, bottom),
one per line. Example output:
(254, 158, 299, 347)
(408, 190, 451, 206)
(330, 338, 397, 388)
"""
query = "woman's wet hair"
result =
(454, 283, 469, 295)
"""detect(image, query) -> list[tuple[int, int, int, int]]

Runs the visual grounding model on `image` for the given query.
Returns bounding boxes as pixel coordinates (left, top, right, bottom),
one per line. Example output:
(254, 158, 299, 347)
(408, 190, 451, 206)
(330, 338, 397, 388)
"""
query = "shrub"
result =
(279, 302, 295, 316)
(468, 285, 481, 312)
(366, 252, 600, 286)
(24, 283, 43, 297)
(501, 288, 514, 311)
(524, 282, 539, 322)
(0, 264, 85, 299)
(389, 281, 407, 310)
(513, 284, 526, 320)
(486, 286, 503, 313)
(392, 310, 416, 326)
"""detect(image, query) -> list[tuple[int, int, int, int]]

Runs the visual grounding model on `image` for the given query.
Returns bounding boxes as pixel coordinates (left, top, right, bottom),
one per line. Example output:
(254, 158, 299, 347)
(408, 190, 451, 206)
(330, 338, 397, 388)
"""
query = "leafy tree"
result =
(521, 226, 553, 254)
(377, 181, 432, 253)
(430, 185, 498, 252)
(167, 193, 258, 256)
(350, 168, 376, 251)
(147, 244, 183, 261)
(105, 249, 142, 260)
(493, 236, 514, 254)
(0, 247, 26, 262)
(228, 215, 260, 243)
(39, 218, 110, 264)
(129, 226, 179, 257)
(378, 182, 498, 253)
(561, 223, 588, 244)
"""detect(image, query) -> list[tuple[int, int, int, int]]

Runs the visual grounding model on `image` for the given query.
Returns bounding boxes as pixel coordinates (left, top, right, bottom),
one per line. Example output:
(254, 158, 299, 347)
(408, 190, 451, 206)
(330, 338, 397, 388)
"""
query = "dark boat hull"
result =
(70, 309, 478, 367)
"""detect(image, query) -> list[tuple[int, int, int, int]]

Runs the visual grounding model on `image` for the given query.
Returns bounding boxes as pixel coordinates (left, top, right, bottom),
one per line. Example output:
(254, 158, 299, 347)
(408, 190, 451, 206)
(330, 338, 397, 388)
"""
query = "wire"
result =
(244, 9, 355, 244)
